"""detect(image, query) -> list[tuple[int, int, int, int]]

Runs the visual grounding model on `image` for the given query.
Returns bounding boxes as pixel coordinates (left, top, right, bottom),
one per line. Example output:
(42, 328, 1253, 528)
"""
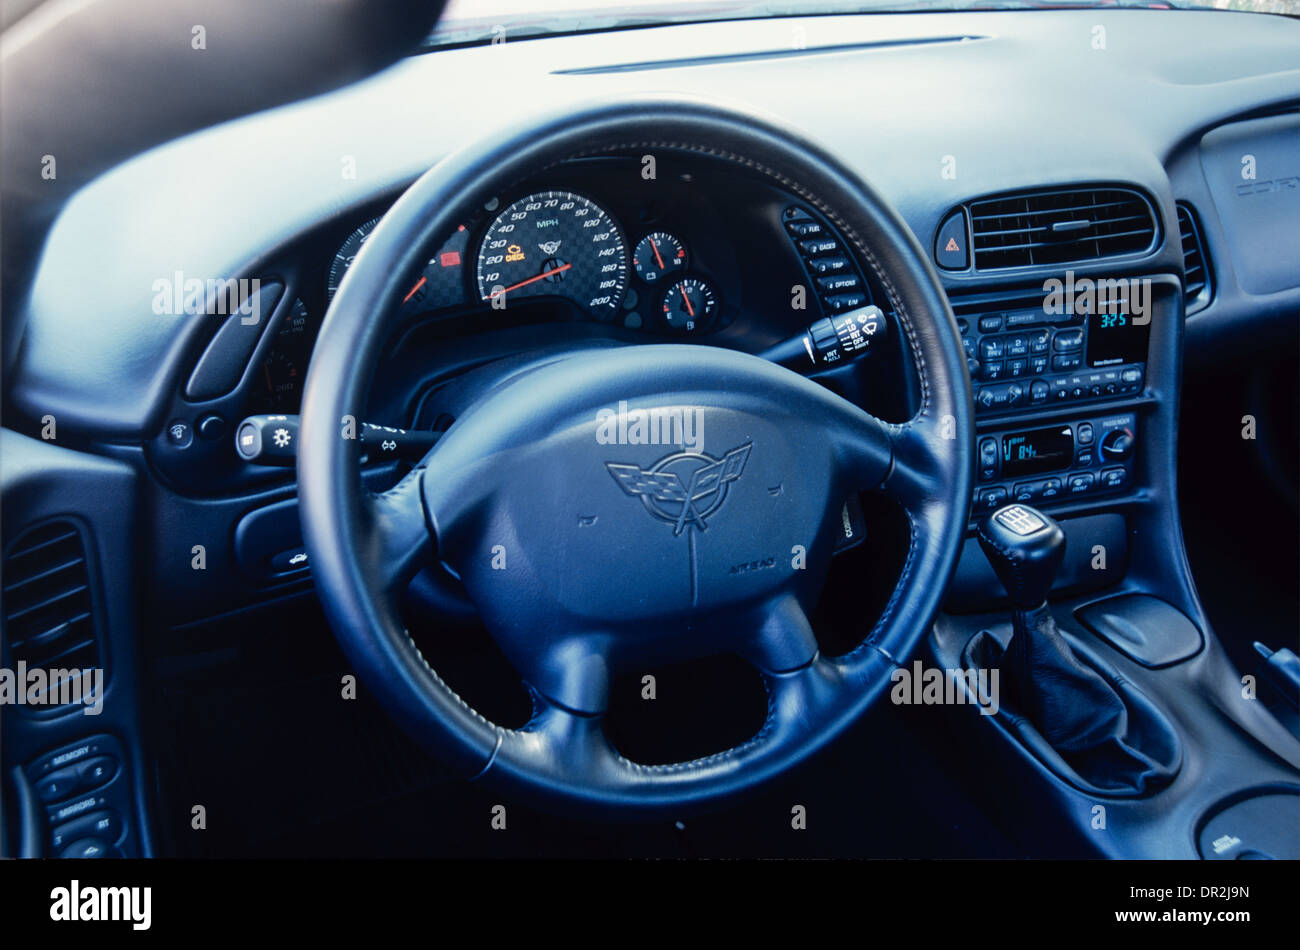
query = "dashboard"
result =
(4, 7, 1298, 624)
(251, 155, 884, 416)
(3, 5, 1299, 862)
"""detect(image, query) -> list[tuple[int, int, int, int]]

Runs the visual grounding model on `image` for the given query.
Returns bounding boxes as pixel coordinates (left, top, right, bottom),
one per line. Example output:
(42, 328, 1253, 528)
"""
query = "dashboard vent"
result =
(1176, 202, 1213, 313)
(969, 187, 1157, 270)
(2, 521, 102, 709)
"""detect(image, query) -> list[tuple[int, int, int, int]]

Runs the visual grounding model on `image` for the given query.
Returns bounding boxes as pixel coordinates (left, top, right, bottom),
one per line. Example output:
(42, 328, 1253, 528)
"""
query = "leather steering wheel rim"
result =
(298, 94, 974, 813)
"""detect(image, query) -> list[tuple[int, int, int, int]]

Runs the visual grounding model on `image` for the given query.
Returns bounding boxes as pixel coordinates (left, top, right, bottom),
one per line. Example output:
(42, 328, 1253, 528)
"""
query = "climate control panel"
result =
(972, 412, 1137, 517)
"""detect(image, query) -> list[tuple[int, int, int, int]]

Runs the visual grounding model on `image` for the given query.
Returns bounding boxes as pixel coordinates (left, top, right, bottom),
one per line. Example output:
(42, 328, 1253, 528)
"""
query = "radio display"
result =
(1086, 309, 1150, 367)
(1002, 426, 1074, 477)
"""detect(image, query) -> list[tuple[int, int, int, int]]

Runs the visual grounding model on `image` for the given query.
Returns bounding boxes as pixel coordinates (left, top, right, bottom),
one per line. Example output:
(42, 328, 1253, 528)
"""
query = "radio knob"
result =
(1100, 427, 1135, 461)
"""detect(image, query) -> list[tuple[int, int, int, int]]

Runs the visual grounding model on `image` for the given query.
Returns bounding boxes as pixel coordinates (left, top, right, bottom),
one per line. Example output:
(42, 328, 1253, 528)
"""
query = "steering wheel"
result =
(298, 96, 973, 812)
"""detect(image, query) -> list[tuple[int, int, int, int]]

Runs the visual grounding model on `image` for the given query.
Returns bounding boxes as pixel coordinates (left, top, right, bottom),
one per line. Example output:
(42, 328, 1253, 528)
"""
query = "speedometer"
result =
(475, 191, 627, 318)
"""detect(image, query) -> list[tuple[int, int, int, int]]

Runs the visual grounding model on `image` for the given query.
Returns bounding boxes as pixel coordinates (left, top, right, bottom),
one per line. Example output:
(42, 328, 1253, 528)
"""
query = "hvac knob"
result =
(1099, 427, 1135, 461)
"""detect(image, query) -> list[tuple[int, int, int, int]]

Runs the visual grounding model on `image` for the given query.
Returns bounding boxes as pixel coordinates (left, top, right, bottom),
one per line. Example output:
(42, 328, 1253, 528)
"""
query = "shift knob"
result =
(977, 504, 1066, 608)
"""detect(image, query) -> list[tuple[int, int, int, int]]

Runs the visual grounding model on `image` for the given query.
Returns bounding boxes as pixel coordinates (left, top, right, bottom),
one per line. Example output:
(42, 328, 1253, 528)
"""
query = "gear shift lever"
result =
(976, 504, 1153, 763)
(977, 504, 1065, 609)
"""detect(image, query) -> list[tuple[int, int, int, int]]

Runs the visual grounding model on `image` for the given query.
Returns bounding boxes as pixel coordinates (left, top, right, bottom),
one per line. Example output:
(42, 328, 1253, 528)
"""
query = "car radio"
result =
(956, 292, 1151, 415)
(972, 411, 1137, 515)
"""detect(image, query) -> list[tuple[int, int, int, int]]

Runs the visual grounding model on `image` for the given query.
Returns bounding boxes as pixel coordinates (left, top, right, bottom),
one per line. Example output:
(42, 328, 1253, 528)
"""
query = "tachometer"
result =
(475, 191, 626, 317)
(327, 217, 380, 300)
(329, 216, 470, 317)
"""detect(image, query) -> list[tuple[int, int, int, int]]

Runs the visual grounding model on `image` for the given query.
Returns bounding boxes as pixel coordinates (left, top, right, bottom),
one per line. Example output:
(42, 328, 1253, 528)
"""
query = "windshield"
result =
(426, 0, 1299, 47)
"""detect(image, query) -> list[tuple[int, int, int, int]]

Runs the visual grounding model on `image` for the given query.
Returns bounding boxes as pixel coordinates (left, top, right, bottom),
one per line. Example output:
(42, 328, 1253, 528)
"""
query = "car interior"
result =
(2, 0, 1298, 861)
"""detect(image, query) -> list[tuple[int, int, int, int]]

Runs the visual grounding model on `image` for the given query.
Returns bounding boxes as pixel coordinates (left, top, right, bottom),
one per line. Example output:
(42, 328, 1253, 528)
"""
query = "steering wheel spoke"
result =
(516, 634, 614, 717)
(364, 469, 434, 595)
(881, 418, 958, 511)
(738, 594, 820, 675)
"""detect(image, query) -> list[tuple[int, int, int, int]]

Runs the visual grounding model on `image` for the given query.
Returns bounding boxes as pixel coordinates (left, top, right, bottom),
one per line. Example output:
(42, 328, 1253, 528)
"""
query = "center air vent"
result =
(969, 186, 1157, 270)
(2, 521, 102, 711)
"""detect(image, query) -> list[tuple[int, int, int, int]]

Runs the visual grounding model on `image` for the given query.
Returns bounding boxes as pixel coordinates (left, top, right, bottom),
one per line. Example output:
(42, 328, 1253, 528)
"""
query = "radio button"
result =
(1006, 335, 1029, 358)
(1053, 354, 1083, 371)
(1007, 358, 1028, 377)
(1030, 380, 1050, 404)
(980, 338, 1005, 361)
(983, 360, 1006, 381)
(1053, 329, 1085, 351)
(1028, 329, 1051, 354)
(978, 314, 1003, 333)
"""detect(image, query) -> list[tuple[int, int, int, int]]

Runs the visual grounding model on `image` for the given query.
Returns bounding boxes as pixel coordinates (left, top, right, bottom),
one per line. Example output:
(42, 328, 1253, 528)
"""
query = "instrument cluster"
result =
(252, 156, 873, 413)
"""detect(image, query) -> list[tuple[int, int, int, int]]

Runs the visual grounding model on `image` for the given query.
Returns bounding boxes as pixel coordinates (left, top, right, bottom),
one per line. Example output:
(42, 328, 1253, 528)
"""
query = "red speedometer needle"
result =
(679, 284, 695, 318)
(484, 262, 572, 301)
(650, 237, 665, 271)
(402, 275, 427, 303)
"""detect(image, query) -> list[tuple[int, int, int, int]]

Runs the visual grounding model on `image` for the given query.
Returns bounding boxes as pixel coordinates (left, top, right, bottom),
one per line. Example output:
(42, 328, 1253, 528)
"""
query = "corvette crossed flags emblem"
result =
(605, 443, 752, 536)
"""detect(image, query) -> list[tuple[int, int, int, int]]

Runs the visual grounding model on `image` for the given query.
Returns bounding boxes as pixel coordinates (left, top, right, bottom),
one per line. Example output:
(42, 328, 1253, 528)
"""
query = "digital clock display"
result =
(1087, 308, 1150, 367)
(1002, 426, 1074, 477)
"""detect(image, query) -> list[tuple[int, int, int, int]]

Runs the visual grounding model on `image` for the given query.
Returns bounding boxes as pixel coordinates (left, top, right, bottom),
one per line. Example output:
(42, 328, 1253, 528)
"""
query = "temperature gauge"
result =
(661, 277, 717, 333)
(633, 232, 687, 284)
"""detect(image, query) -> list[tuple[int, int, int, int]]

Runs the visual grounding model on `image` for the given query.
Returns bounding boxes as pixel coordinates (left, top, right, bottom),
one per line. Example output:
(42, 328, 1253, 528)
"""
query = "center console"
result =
(929, 272, 1300, 858)
(953, 284, 1151, 517)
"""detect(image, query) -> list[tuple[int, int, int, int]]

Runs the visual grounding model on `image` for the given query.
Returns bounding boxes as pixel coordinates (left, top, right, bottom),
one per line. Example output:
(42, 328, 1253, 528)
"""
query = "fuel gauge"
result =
(660, 277, 717, 333)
